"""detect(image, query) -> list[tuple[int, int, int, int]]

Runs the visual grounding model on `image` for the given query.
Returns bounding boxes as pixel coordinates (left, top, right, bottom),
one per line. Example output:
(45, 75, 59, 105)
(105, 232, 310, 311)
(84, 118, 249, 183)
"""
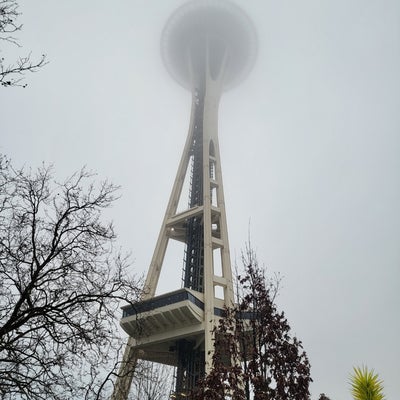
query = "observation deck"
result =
(120, 288, 255, 365)
(121, 289, 223, 365)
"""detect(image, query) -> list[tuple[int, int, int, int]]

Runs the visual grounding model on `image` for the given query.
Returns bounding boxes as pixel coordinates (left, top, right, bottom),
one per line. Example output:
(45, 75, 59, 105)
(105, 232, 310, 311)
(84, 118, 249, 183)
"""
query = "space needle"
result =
(112, 1, 257, 398)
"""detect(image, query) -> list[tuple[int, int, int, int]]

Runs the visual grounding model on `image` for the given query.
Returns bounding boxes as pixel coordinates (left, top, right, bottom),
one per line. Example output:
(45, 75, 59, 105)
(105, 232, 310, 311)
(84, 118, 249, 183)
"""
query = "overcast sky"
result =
(1, 1, 399, 399)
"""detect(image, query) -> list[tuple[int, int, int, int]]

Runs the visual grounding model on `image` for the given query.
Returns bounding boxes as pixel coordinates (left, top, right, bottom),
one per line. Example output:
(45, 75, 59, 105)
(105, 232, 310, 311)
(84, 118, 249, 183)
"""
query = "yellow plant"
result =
(350, 366, 385, 400)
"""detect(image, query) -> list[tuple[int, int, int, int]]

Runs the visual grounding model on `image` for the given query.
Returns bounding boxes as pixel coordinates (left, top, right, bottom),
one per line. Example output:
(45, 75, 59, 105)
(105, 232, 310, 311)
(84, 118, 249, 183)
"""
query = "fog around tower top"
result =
(161, 0, 257, 90)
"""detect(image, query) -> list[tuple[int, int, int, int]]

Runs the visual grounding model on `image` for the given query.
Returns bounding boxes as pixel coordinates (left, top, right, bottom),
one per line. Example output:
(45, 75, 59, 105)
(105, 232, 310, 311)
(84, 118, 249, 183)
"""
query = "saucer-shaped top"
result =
(161, 0, 257, 91)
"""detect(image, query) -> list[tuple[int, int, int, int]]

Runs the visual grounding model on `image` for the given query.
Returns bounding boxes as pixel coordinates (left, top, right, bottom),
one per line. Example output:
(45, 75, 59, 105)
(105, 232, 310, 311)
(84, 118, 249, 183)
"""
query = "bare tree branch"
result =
(0, 0, 47, 87)
(129, 361, 174, 400)
(0, 155, 142, 399)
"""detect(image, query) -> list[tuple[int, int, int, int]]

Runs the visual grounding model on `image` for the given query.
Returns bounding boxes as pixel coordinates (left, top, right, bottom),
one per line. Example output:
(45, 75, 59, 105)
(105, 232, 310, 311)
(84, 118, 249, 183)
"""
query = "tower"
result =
(112, 1, 257, 398)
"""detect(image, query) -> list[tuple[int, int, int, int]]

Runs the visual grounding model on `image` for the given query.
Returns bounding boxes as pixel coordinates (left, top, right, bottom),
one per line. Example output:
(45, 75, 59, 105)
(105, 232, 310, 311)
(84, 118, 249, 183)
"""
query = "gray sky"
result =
(1, 1, 399, 399)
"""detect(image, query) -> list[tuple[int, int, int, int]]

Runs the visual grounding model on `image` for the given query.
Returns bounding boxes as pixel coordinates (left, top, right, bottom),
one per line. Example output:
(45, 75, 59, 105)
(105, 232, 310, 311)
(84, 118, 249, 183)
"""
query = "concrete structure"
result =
(112, 1, 257, 398)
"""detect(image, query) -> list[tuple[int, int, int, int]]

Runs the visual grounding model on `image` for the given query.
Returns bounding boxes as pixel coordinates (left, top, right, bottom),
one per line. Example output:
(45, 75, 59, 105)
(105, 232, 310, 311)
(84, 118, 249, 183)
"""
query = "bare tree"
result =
(194, 244, 312, 400)
(129, 361, 174, 400)
(0, 0, 46, 87)
(0, 155, 141, 399)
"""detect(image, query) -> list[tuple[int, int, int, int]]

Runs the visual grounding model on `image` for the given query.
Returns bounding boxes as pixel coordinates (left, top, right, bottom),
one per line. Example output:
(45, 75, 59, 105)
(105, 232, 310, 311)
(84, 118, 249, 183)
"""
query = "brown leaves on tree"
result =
(193, 246, 312, 400)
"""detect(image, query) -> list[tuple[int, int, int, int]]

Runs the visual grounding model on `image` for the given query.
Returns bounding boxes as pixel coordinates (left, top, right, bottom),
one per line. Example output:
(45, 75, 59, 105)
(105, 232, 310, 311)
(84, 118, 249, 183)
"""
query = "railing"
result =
(122, 289, 204, 318)
(122, 288, 256, 320)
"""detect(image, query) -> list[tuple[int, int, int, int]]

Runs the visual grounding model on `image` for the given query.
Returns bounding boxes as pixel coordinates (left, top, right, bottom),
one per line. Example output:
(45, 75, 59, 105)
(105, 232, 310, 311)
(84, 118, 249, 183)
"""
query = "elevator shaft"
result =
(177, 87, 206, 396)
(183, 87, 205, 293)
